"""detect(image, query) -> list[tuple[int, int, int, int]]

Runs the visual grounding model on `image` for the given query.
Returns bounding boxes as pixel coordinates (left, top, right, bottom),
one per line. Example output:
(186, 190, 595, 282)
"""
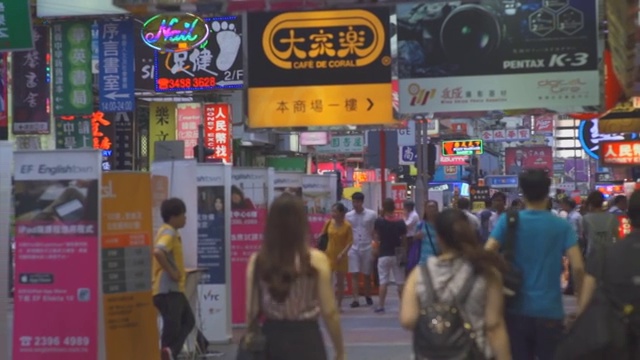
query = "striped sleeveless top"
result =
(260, 275, 320, 320)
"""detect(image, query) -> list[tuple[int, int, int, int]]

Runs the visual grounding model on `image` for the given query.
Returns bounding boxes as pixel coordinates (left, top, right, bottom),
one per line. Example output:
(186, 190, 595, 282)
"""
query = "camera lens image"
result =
(440, 5, 501, 64)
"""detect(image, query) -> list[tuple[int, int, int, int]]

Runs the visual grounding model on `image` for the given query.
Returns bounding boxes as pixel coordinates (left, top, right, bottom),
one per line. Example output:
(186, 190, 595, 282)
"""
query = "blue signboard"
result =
(578, 119, 640, 160)
(486, 175, 518, 188)
(98, 19, 135, 112)
(399, 146, 418, 164)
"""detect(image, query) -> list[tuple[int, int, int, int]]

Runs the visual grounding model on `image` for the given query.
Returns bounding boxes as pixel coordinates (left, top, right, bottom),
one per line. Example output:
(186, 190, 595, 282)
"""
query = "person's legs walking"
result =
(348, 249, 361, 307)
(361, 249, 374, 305)
(506, 313, 536, 360)
(154, 293, 181, 359)
(376, 256, 392, 312)
(533, 318, 564, 360)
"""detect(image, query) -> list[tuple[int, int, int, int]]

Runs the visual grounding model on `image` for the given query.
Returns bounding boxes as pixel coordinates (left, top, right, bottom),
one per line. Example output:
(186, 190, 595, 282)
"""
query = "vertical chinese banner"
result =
(0, 0, 34, 51)
(13, 150, 102, 360)
(204, 103, 233, 163)
(113, 112, 135, 170)
(101, 172, 159, 360)
(91, 111, 116, 170)
(196, 165, 231, 342)
(619, 215, 631, 239)
(55, 116, 92, 149)
(52, 22, 93, 116)
(0, 142, 12, 360)
(391, 183, 408, 218)
(0, 53, 7, 129)
(302, 175, 334, 246)
(230, 168, 271, 324)
(12, 26, 51, 135)
(176, 103, 201, 158)
(98, 19, 135, 112)
(149, 102, 176, 162)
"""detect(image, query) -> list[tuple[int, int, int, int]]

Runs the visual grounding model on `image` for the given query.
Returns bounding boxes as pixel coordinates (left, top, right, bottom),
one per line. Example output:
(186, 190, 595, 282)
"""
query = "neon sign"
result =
(142, 14, 210, 53)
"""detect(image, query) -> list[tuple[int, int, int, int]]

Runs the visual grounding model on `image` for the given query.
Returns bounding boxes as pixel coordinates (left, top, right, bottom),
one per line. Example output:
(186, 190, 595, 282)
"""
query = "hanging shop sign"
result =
(204, 103, 232, 163)
(315, 135, 364, 154)
(98, 19, 135, 112)
(155, 16, 244, 92)
(480, 128, 531, 142)
(148, 102, 176, 162)
(176, 103, 201, 159)
(396, 0, 600, 114)
(0, 0, 34, 52)
(578, 118, 640, 160)
(134, 18, 156, 92)
(113, 112, 134, 170)
(600, 140, 640, 166)
(12, 26, 50, 135)
(441, 140, 483, 156)
(55, 115, 92, 149)
(142, 13, 210, 53)
(246, 8, 393, 128)
(91, 111, 116, 171)
(52, 21, 93, 116)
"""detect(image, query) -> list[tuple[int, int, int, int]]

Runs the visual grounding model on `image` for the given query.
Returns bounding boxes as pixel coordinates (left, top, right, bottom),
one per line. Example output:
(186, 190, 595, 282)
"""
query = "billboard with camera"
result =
(397, 0, 601, 114)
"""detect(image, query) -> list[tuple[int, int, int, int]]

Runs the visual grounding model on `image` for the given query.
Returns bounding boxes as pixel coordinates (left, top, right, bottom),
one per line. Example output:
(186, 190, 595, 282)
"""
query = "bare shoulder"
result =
(309, 248, 330, 271)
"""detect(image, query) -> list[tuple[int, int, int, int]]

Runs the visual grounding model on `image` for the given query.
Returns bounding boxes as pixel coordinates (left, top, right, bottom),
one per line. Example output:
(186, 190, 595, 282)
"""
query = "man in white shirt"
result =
(403, 200, 420, 238)
(457, 197, 481, 231)
(346, 192, 378, 307)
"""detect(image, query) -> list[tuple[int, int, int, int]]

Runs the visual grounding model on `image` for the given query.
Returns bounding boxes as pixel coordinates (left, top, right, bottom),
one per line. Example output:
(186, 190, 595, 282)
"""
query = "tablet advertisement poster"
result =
(12, 150, 101, 360)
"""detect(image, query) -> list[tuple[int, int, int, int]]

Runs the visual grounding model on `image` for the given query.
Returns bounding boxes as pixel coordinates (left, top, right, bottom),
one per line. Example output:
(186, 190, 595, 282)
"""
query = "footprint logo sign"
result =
(211, 21, 241, 72)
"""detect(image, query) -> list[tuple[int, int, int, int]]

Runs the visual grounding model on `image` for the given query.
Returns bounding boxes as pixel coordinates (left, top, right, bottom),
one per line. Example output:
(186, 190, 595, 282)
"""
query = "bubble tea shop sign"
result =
(141, 13, 210, 52)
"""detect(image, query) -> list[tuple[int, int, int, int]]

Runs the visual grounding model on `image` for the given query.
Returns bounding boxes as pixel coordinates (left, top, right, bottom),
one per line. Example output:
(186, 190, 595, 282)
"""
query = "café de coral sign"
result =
(141, 13, 210, 53)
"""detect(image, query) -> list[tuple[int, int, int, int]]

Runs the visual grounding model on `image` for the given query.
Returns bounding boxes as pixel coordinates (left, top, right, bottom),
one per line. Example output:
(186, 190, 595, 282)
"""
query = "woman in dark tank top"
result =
(244, 193, 345, 360)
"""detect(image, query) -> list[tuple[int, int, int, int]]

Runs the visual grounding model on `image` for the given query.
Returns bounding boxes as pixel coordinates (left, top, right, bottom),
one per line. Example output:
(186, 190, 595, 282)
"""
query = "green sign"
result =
(55, 117, 92, 149)
(52, 22, 93, 116)
(0, 0, 34, 52)
(266, 157, 307, 172)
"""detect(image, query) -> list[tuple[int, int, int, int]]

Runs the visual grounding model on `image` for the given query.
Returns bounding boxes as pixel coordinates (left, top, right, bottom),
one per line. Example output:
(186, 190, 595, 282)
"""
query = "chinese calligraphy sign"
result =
(315, 135, 364, 154)
(113, 112, 134, 170)
(55, 115, 92, 149)
(148, 102, 176, 162)
(155, 16, 244, 92)
(91, 111, 114, 156)
(600, 140, 640, 166)
(204, 103, 232, 163)
(99, 19, 135, 112)
(12, 26, 50, 134)
(176, 103, 201, 159)
(0, 0, 34, 52)
(52, 22, 93, 116)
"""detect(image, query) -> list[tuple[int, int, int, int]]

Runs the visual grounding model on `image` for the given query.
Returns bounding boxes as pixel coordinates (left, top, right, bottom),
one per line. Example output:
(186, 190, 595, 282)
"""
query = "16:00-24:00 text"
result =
(157, 77, 216, 90)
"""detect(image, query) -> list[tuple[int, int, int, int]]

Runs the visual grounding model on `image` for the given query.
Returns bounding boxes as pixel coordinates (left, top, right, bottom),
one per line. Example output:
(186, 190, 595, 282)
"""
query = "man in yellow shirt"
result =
(152, 198, 194, 360)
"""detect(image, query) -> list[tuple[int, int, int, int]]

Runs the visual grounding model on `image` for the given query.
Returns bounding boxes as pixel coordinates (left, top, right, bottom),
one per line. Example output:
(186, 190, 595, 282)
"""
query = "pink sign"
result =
(176, 103, 202, 158)
(230, 208, 267, 324)
(13, 232, 98, 360)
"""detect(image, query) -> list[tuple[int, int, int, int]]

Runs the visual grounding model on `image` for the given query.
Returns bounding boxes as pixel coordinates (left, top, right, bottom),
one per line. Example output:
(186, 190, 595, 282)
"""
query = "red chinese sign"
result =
(533, 115, 554, 133)
(600, 140, 640, 166)
(618, 215, 631, 239)
(176, 103, 201, 158)
(391, 183, 407, 218)
(204, 103, 232, 163)
(91, 111, 113, 152)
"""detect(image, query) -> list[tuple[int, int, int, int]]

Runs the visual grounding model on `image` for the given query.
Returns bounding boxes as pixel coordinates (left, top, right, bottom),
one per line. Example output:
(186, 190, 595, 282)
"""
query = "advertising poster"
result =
(302, 174, 335, 246)
(504, 146, 553, 175)
(98, 18, 135, 112)
(230, 168, 273, 324)
(52, 21, 93, 116)
(13, 150, 102, 360)
(12, 26, 50, 135)
(563, 159, 588, 182)
(150, 175, 169, 238)
(246, 8, 393, 128)
(149, 102, 177, 162)
(176, 103, 202, 159)
(196, 164, 232, 341)
(274, 172, 303, 198)
(0, 142, 12, 360)
(155, 16, 244, 92)
(397, 0, 600, 113)
(101, 172, 158, 360)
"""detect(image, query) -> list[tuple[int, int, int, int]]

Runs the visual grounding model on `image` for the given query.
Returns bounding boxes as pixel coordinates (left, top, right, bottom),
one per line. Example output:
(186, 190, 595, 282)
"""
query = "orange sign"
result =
(600, 140, 640, 165)
(101, 173, 158, 360)
(204, 103, 232, 163)
(91, 111, 113, 152)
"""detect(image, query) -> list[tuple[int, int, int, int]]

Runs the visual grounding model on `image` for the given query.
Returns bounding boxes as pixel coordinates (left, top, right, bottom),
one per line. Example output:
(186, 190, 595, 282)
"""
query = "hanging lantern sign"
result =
(141, 13, 210, 53)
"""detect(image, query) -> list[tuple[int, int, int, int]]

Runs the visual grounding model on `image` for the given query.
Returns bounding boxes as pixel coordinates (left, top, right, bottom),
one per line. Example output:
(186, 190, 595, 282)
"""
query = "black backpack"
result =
(413, 264, 486, 360)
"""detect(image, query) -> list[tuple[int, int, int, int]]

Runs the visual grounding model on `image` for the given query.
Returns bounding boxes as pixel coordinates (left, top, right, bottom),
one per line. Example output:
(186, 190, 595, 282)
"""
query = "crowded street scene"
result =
(0, 0, 639, 359)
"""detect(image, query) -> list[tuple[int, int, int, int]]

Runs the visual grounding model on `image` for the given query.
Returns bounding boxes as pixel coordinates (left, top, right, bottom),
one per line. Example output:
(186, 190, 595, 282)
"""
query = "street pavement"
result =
(6, 294, 579, 360)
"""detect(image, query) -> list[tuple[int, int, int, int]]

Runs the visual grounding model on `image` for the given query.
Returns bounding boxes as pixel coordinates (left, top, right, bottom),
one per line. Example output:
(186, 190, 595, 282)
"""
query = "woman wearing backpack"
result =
(399, 209, 511, 360)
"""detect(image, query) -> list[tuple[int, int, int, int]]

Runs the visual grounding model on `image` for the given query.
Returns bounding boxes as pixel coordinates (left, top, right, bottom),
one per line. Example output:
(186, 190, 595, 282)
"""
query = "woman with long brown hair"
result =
(400, 209, 511, 360)
(244, 194, 345, 360)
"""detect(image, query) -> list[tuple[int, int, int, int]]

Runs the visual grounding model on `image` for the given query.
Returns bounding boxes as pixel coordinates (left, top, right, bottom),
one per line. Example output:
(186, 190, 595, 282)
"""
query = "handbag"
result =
(236, 262, 267, 360)
(502, 209, 522, 297)
(317, 220, 331, 251)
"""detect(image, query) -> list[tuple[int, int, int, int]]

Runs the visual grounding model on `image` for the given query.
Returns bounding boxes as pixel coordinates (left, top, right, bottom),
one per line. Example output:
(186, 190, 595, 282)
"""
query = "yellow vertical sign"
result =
(149, 102, 177, 162)
(101, 172, 159, 360)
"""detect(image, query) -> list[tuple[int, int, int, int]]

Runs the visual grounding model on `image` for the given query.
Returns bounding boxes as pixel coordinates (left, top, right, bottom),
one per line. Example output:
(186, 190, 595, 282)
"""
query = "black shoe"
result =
(365, 297, 373, 306)
(350, 300, 360, 308)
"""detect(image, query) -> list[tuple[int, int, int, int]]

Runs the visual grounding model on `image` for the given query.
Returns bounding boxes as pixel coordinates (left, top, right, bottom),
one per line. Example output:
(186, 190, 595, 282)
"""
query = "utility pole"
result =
(414, 120, 430, 217)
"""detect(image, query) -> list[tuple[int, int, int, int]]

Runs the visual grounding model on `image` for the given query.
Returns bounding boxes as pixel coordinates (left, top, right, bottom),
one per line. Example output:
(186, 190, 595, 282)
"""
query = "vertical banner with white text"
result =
(13, 150, 102, 360)
(176, 103, 201, 159)
(149, 103, 176, 162)
(98, 19, 135, 113)
(113, 112, 135, 170)
(204, 103, 232, 163)
(231, 168, 274, 324)
(101, 172, 158, 360)
(302, 174, 336, 246)
(196, 164, 232, 341)
(0, 142, 12, 360)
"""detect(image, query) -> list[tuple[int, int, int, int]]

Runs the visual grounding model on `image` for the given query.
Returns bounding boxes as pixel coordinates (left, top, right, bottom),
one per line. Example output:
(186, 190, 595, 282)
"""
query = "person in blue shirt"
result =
(418, 200, 439, 263)
(485, 169, 585, 360)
